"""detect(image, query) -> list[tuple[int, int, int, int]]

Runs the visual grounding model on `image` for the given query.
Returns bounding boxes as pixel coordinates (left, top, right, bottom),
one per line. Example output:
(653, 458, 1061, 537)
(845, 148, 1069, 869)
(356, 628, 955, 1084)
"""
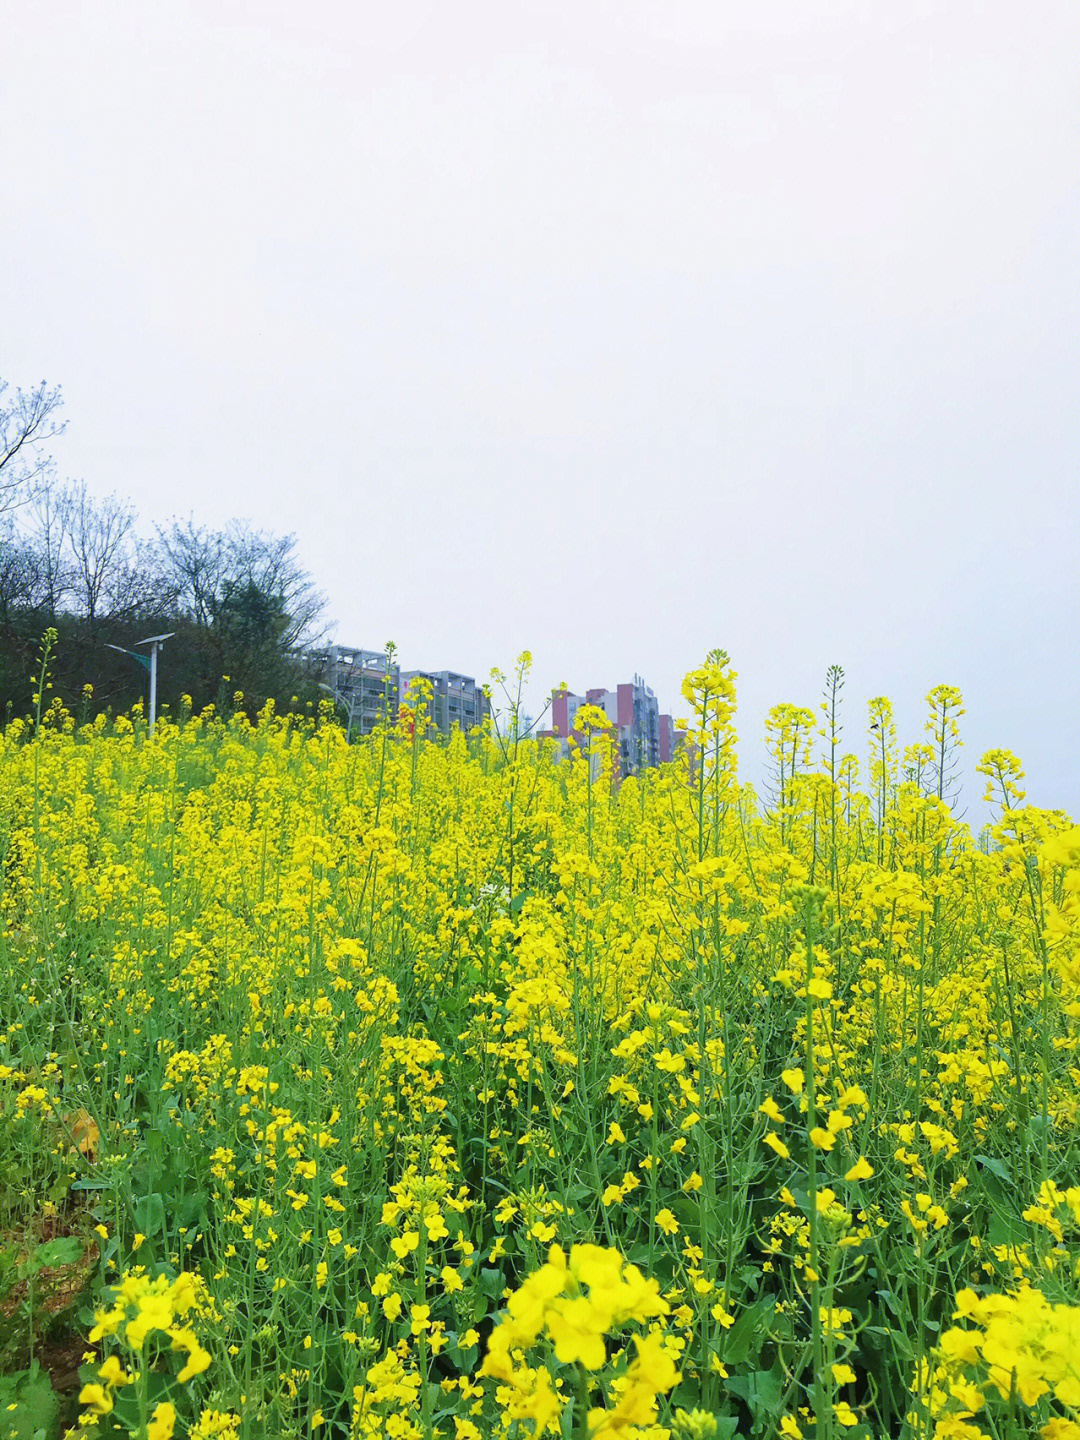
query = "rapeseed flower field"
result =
(2, 644, 1080, 1440)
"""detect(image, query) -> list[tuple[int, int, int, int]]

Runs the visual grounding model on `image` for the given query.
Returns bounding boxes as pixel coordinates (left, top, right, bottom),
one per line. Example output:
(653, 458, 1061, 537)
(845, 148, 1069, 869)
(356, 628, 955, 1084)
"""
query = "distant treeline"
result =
(1, 377, 327, 721)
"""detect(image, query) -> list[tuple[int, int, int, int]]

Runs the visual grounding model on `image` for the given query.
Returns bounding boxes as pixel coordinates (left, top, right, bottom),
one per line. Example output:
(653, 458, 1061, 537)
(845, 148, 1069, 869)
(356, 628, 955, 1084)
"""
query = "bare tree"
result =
(64, 480, 137, 632)
(224, 523, 328, 648)
(104, 536, 178, 624)
(26, 476, 73, 620)
(0, 519, 42, 624)
(0, 379, 66, 514)
(156, 518, 327, 648)
(154, 518, 228, 629)
(152, 517, 328, 703)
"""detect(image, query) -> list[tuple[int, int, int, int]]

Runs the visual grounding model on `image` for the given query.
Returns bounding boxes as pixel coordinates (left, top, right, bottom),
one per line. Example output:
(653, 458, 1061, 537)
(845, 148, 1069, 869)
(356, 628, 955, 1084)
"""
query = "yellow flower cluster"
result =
(484, 1242, 671, 1374)
(89, 1270, 212, 1379)
(3, 657, 1080, 1437)
(930, 1285, 1080, 1438)
(74, 1269, 214, 1432)
(481, 1244, 681, 1436)
(1042, 825, 1080, 1000)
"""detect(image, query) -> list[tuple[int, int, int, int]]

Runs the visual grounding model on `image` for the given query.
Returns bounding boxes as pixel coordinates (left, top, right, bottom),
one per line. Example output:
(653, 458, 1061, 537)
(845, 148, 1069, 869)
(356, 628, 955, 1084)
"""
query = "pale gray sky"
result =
(4, 1, 1078, 815)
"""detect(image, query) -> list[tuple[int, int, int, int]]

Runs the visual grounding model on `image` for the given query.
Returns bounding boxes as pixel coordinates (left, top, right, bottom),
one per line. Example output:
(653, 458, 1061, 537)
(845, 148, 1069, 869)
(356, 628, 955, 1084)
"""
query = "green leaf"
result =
(0, 1363, 61, 1440)
(737, 1263, 762, 1293)
(111, 1369, 181, 1430)
(133, 1191, 166, 1236)
(479, 1266, 506, 1298)
(34, 1236, 84, 1268)
(974, 1153, 1012, 1185)
(721, 1296, 774, 1366)
(987, 1209, 1028, 1247)
(725, 1362, 785, 1421)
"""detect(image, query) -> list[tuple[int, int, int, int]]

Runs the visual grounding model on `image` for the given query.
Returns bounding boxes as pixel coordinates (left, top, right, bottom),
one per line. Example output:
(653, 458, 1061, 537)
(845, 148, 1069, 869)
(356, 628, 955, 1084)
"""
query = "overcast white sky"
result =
(4, 0, 1078, 816)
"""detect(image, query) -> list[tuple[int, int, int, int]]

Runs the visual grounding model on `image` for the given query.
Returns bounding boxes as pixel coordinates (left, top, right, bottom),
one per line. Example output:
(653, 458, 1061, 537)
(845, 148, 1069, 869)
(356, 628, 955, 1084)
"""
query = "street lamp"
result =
(319, 683, 357, 741)
(106, 632, 175, 736)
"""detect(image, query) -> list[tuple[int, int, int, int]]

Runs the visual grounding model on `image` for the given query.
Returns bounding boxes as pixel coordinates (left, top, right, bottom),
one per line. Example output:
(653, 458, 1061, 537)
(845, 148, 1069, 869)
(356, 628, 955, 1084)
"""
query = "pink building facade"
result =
(546, 675, 676, 775)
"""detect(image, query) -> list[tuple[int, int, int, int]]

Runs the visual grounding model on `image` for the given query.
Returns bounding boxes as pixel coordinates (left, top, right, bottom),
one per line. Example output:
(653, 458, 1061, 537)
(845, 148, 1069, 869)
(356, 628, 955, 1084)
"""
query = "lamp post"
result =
(105, 632, 175, 736)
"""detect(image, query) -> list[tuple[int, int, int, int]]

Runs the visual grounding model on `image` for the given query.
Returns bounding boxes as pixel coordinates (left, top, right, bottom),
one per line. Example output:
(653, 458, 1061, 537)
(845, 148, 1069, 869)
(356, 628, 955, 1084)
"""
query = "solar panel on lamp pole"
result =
(105, 632, 175, 736)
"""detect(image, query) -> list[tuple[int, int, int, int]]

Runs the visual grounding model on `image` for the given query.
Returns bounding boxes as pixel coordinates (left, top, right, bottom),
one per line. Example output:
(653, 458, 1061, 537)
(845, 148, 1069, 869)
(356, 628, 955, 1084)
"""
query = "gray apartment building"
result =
(305, 646, 489, 739)
(307, 645, 400, 735)
(398, 670, 490, 736)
